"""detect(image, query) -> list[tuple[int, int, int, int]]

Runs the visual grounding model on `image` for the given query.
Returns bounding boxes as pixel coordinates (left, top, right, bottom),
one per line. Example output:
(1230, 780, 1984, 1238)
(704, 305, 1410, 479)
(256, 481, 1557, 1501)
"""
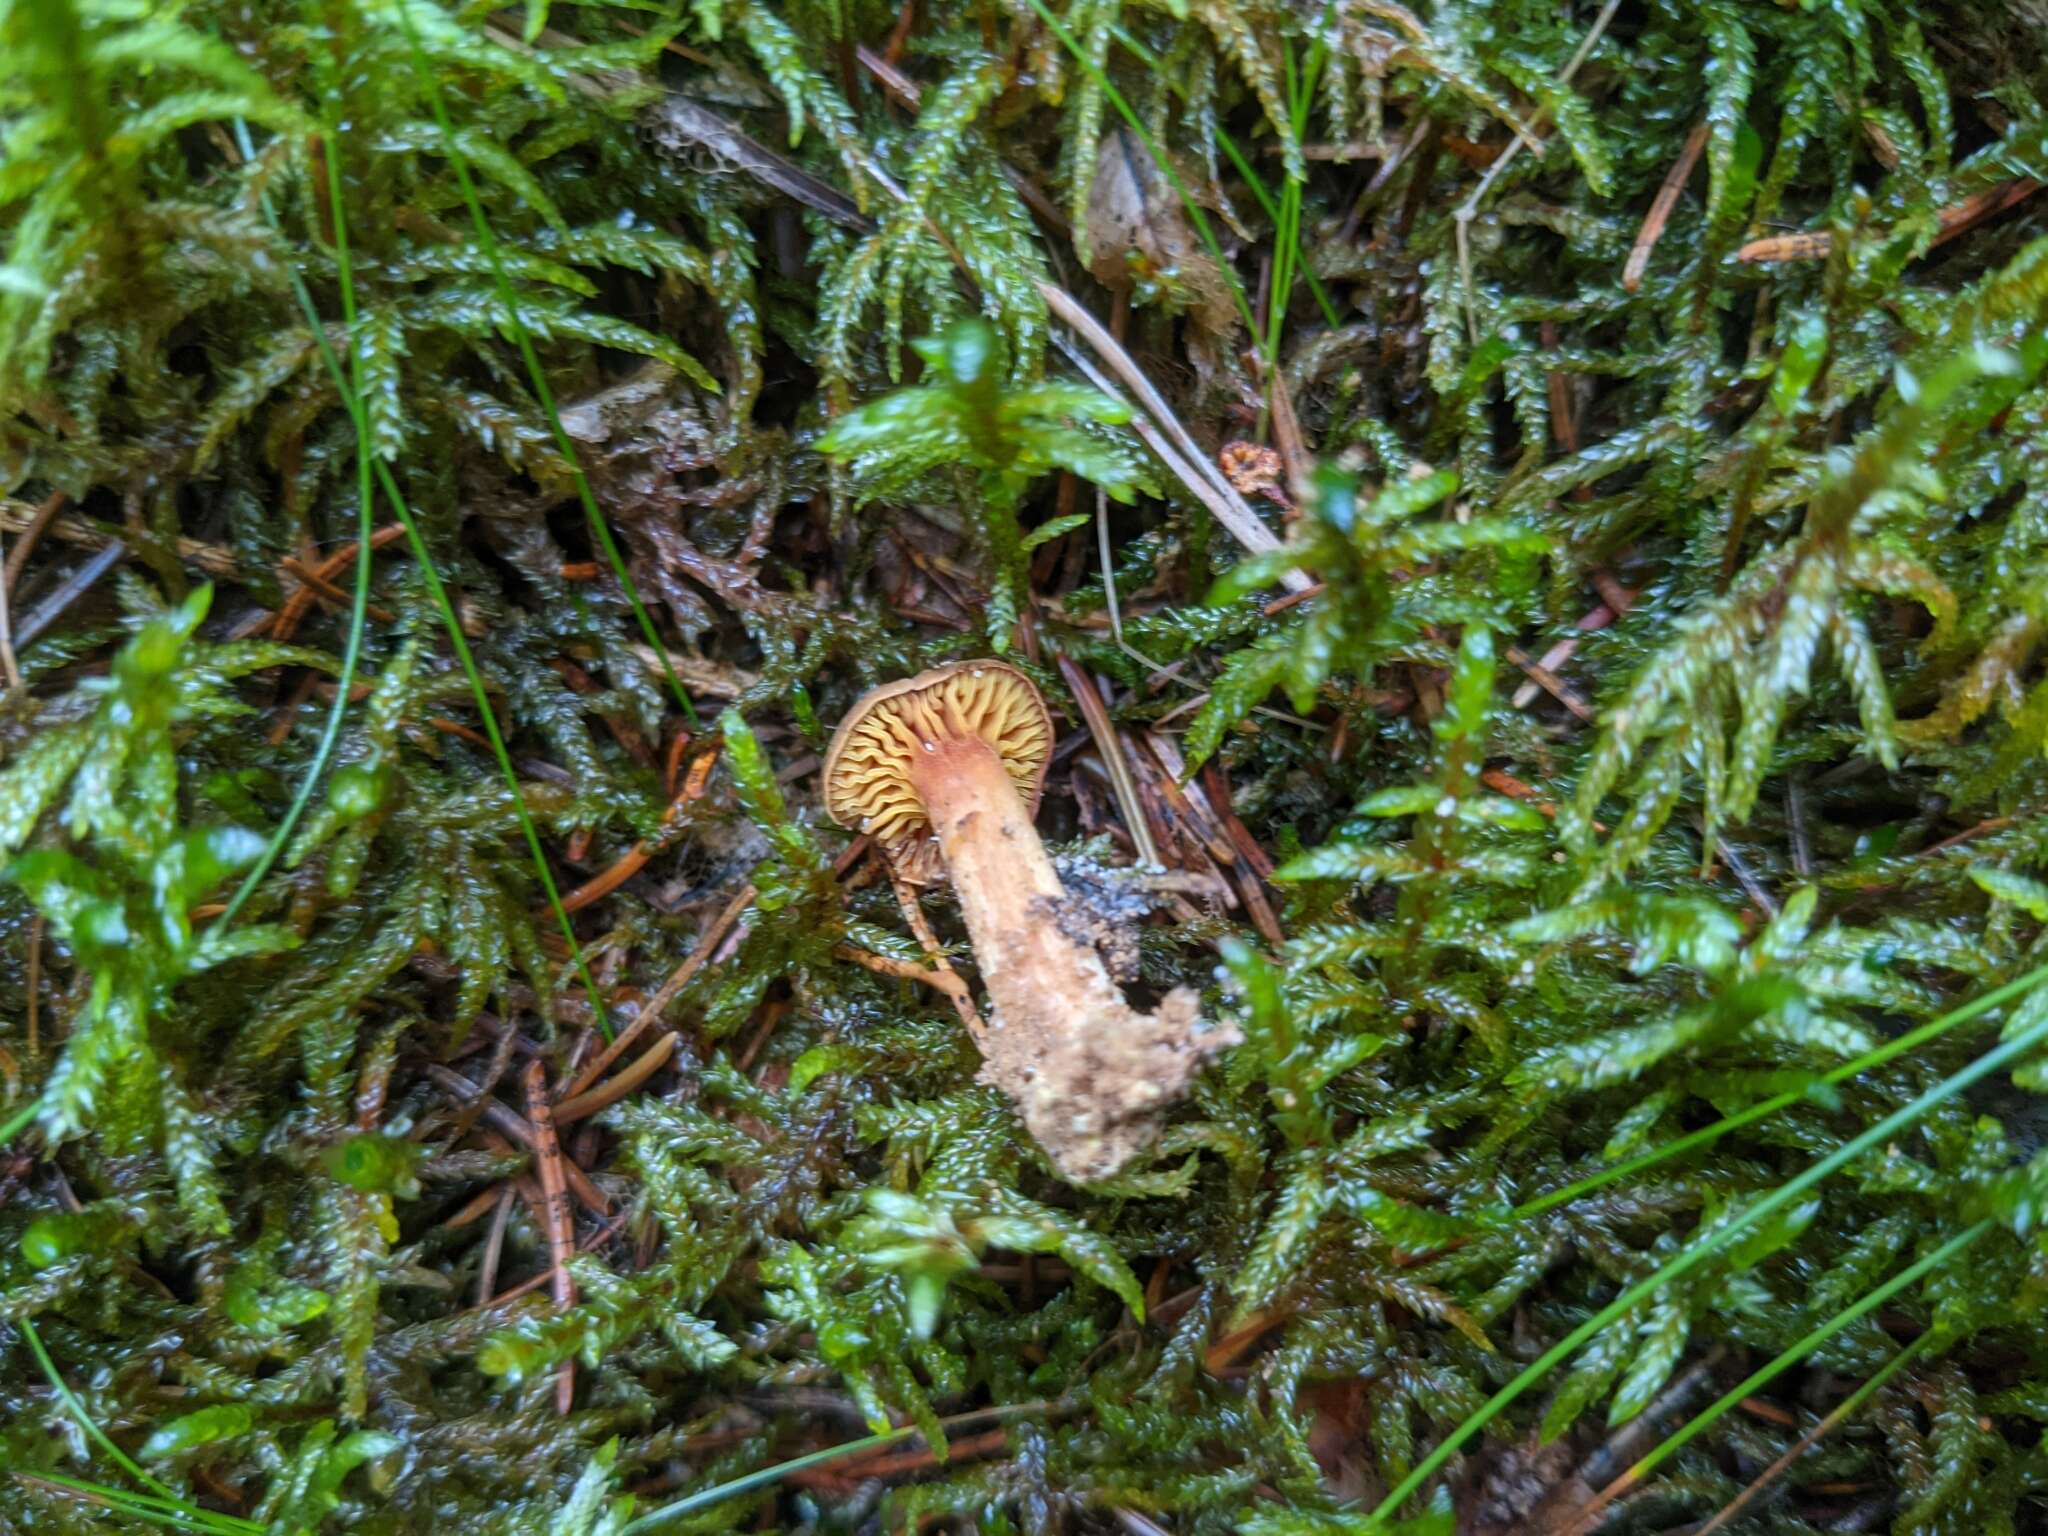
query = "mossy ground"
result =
(6, 1, 2048, 1532)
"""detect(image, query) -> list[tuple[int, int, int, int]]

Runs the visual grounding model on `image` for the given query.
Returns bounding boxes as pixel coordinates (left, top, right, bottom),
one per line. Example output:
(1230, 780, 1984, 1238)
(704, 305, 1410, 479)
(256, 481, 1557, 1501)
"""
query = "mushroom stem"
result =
(914, 735, 1075, 976)
(911, 734, 1222, 1182)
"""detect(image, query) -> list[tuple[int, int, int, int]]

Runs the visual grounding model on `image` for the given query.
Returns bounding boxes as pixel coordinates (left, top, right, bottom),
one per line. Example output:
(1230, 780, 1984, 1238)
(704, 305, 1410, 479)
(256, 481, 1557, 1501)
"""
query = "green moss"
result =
(6, 0, 2048, 1531)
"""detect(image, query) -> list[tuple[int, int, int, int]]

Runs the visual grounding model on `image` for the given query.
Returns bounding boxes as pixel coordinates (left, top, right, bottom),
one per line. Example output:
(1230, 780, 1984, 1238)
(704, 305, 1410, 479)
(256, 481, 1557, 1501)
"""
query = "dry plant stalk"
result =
(523, 1059, 577, 1415)
(825, 661, 1237, 1181)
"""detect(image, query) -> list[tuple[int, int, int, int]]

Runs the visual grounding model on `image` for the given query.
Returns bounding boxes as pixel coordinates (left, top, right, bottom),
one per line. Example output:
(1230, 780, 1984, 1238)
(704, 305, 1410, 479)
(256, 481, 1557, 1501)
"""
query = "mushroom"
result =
(826, 660, 1237, 1181)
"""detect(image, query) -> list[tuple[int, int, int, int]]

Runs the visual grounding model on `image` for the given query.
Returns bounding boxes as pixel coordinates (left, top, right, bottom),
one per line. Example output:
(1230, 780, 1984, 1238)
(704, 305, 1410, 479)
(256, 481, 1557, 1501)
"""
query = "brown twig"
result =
(1623, 121, 1708, 292)
(3, 492, 66, 595)
(424, 1064, 610, 1216)
(1055, 656, 1161, 869)
(270, 523, 407, 642)
(0, 539, 18, 691)
(1919, 815, 2015, 856)
(798, 1426, 1011, 1487)
(1506, 644, 1594, 721)
(1205, 1307, 1289, 1374)
(1695, 1346, 1926, 1536)
(524, 1059, 578, 1415)
(556, 837, 657, 915)
(441, 1181, 511, 1230)
(1510, 591, 1632, 710)
(476, 1187, 515, 1308)
(1737, 177, 2044, 264)
(1198, 763, 1278, 883)
(0, 499, 235, 582)
(1034, 285, 1312, 590)
(1262, 581, 1324, 616)
(25, 915, 43, 1058)
(278, 555, 398, 623)
(475, 1209, 634, 1312)
(622, 882, 754, 1035)
(881, 862, 987, 1041)
(1481, 766, 1608, 835)
(552, 1033, 677, 1126)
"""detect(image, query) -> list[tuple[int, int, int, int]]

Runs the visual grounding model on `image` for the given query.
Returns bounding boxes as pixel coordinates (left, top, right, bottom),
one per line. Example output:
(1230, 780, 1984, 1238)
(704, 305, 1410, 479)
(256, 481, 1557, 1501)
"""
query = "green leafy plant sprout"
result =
(821, 315, 1153, 646)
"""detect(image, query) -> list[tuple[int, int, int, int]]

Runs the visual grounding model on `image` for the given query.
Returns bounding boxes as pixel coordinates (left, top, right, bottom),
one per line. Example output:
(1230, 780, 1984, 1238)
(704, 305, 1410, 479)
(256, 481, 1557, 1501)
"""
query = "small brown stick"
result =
(475, 1209, 634, 1312)
(278, 555, 398, 623)
(1695, 1346, 1926, 1536)
(1205, 1306, 1290, 1374)
(1035, 284, 1312, 592)
(737, 997, 789, 1075)
(1198, 764, 1278, 883)
(835, 943, 984, 1026)
(424, 1064, 610, 1216)
(1737, 177, 2044, 264)
(4, 492, 66, 594)
(552, 1033, 677, 1126)
(267, 670, 324, 747)
(663, 729, 692, 799)
(0, 537, 19, 691)
(1542, 317, 1582, 457)
(0, 499, 236, 581)
(1228, 865, 1285, 948)
(854, 45, 1069, 235)
(1624, 121, 1708, 292)
(1511, 600, 1620, 709)
(476, 1186, 515, 1307)
(683, 745, 721, 799)
(1738, 1396, 1797, 1427)
(25, 915, 43, 1057)
(1262, 581, 1324, 616)
(1055, 656, 1162, 870)
(270, 523, 407, 642)
(558, 561, 602, 581)
(555, 1007, 665, 1108)
(881, 863, 987, 1041)
(524, 1059, 578, 1415)
(1481, 766, 1608, 834)
(798, 1426, 1010, 1486)
(1505, 644, 1594, 721)
(1919, 815, 2015, 857)
(1136, 744, 1239, 871)
(556, 838, 657, 915)
(441, 1182, 511, 1230)
(1263, 365, 1313, 511)
(425, 715, 493, 749)
(604, 883, 753, 1061)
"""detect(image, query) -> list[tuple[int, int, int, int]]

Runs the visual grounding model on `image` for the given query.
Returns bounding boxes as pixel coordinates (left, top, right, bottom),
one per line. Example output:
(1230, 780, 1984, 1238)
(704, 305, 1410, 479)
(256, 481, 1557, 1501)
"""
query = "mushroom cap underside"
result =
(824, 660, 1053, 883)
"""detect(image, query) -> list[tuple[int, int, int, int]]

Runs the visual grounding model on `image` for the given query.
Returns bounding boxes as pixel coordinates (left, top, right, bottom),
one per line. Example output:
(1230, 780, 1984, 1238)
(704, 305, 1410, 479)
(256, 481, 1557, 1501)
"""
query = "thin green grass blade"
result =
(213, 114, 374, 932)
(251, 122, 617, 1039)
(1369, 1001, 2048, 1523)
(392, 0, 699, 729)
(1517, 958, 2048, 1218)
(23, 1318, 262, 1535)
(618, 1424, 918, 1534)
(1697, 1331, 1935, 1535)
(1025, 0, 1262, 348)
(1103, 21, 1338, 337)
(618, 1399, 1059, 1533)
(0, 1099, 37, 1145)
(1212, 123, 1340, 326)
(1600, 1219, 1988, 1501)
(14, 1471, 260, 1535)
(21, 1318, 187, 1508)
